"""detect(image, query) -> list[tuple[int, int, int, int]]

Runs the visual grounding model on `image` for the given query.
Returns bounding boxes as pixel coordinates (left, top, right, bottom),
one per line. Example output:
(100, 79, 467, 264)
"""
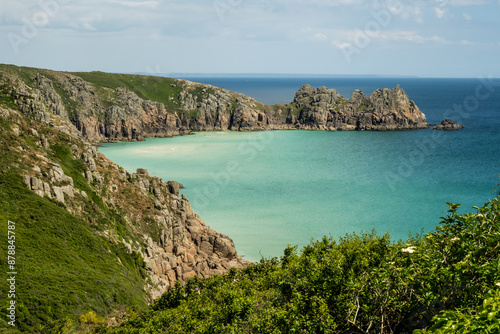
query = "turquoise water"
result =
(101, 130, 499, 261)
(100, 77, 500, 261)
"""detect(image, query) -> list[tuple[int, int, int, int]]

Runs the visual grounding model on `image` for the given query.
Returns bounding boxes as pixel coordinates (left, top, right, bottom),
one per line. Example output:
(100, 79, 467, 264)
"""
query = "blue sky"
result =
(1, 0, 499, 77)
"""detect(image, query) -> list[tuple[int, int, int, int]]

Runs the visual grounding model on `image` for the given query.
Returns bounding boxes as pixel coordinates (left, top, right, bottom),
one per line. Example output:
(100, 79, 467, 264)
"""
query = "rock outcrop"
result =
(1, 95, 248, 301)
(292, 84, 429, 131)
(0, 65, 430, 145)
(433, 118, 465, 131)
(19, 137, 249, 299)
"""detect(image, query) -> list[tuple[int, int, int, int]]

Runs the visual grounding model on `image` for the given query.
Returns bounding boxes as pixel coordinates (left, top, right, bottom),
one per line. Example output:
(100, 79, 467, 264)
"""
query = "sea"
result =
(100, 76, 500, 261)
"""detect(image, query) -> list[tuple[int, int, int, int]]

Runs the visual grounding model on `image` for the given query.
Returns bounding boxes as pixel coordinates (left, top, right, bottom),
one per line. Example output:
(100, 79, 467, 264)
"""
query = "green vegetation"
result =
(190, 86, 216, 103)
(334, 97, 349, 112)
(0, 111, 148, 333)
(0, 173, 148, 333)
(100, 197, 500, 334)
(0, 64, 39, 88)
(416, 289, 500, 333)
(72, 71, 184, 110)
(274, 103, 304, 116)
(355, 102, 374, 113)
(0, 83, 17, 110)
(181, 109, 200, 119)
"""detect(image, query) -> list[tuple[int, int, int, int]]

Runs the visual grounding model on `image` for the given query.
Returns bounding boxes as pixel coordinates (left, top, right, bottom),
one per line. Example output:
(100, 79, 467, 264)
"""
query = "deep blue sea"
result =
(100, 77, 500, 261)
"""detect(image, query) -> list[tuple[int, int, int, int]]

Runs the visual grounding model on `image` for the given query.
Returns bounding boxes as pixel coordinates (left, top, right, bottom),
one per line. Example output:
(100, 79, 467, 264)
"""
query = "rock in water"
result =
(433, 118, 465, 130)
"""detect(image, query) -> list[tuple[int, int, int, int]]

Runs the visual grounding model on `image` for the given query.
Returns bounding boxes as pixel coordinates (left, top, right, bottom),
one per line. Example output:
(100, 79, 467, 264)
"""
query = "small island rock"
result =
(433, 118, 465, 131)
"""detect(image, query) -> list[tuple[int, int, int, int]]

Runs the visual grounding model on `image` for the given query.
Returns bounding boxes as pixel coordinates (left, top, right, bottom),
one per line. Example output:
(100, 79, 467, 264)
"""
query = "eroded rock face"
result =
(20, 132, 249, 300)
(1, 71, 430, 145)
(293, 84, 429, 131)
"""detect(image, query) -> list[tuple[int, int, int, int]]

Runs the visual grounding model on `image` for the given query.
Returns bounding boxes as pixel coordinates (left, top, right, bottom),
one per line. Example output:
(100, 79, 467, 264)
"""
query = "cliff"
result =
(0, 66, 250, 332)
(0, 64, 429, 330)
(0, 65, 429, 145)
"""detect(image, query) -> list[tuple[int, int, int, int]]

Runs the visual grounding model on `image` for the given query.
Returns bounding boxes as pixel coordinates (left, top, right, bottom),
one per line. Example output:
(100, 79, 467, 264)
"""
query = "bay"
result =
(100, 77, 500, 261)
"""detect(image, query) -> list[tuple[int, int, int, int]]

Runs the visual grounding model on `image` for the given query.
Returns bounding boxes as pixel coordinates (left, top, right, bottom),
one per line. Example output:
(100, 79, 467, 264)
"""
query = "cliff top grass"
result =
(0, 64, 246, 114)
(70, 71, 185, 110)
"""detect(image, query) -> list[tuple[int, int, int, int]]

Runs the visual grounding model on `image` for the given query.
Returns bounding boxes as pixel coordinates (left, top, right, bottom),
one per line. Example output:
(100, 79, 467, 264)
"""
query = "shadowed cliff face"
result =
(0, 66, 429, 144)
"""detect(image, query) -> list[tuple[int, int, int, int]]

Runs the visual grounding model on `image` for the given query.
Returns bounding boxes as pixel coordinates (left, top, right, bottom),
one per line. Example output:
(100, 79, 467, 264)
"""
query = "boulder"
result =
(167, 181, 184, 196)
(52, 187, 65, 203)
(137, 168, 149, 176)
(30, 177, 43, 191)
(433, 118, 465, 130)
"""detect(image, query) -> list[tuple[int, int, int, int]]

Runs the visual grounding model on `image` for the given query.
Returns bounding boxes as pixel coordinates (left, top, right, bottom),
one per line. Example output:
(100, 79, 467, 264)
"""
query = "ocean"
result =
(100, 77, 500, 261)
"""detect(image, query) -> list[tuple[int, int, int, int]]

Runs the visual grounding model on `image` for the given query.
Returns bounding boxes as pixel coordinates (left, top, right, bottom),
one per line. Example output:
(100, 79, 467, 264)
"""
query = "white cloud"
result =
(376, 31, 447, 43)
(463, 13, 472, 21)
(330, 28, 478, 47)
(75, 13, 102, 32)
(314, 33, 328, 41)
(435, 7, 447, 18)
(331, 40, 352, 49)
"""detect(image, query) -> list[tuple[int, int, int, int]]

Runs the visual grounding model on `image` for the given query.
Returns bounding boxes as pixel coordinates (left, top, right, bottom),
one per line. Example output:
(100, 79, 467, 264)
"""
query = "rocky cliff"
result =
(0, 64, 430, 295)
(289, 84, 429, 131)
(0, 64, 252, 313)
(0, 65, 429, 145)
(0, 64, 430, 330)
(1, 104, 248, 302)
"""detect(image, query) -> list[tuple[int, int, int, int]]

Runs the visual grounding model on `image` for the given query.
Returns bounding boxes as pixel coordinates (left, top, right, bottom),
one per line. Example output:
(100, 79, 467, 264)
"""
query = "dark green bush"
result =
(101, 196, 500, 334)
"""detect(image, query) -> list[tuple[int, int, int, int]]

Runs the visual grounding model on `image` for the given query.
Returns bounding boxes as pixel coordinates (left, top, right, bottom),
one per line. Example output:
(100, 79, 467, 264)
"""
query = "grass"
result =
(273, 103, 304, 117)
(355, 102, 374, 113)
(0, 83, 18, 110)
(0, 64, 38, 88)
(0, 112, 149, 333)
(0, 173, 148, 332)
(71, 71, 184, 110)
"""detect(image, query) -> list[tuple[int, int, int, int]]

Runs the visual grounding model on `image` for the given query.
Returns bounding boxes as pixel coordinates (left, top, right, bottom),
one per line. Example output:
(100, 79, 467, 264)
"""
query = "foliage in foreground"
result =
(99, 197, 500, 334)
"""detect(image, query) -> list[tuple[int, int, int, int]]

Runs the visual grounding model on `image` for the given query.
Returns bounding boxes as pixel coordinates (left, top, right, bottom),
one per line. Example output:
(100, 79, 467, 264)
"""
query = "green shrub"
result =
(101, 196, 500, 334)
(416, 289, 500, 333)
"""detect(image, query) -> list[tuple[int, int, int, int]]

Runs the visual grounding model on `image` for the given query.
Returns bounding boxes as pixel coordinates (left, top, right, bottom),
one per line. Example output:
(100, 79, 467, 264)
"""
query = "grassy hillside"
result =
(70, 71, 185, 110)
(0, 111, 149, 333)
(0, 64, 251, 333)
(0, 64, 247, 126)
(0, 64, 183, 111)
(100, 197, 500, 334)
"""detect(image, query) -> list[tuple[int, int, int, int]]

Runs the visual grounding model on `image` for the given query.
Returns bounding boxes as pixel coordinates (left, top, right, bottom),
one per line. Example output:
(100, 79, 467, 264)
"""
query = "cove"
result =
(100, 129, 500, 261)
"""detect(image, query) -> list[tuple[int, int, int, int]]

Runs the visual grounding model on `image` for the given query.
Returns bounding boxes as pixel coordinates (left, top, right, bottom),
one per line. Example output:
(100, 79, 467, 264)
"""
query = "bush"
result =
(417, 289, 500, 333)
(101, 197, 500, 333)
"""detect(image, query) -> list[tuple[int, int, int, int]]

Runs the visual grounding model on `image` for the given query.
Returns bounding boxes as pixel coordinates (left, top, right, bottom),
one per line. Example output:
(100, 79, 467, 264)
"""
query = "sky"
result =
(0, 0, 499, 77)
